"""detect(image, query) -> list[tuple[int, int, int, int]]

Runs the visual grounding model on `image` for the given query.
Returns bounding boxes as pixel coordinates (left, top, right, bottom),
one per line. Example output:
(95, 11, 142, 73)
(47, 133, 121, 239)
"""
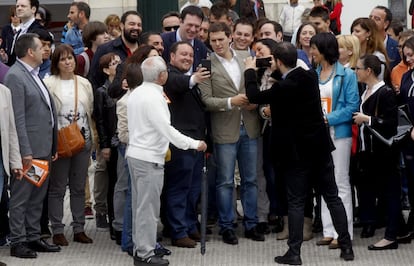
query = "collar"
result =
(176, 28, 195, 46)
(17, 58, 38, 75)
(282, 66, 299, 79)
(371, 80, 385, 94)
(215, 48, 237, 63)
(20, 17, 35, 32)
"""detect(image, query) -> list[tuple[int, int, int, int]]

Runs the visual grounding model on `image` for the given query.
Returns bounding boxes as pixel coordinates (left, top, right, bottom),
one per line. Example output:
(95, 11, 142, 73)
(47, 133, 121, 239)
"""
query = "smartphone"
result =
(201, 59, 211, 72)
(256, 57, 271, 68)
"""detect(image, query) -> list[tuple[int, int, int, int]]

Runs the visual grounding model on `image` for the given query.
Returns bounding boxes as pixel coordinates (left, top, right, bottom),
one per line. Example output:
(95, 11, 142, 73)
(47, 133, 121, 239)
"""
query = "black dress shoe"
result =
(368, 241, 398, 250)
(274, 252, 302, 265)
(154, 242, 171, 257)
(10, 243, 37, 259)
(27, 239, 61, 252)
(360, 225, 375, 238)
(340, 248, 354, 261)
(222, 229, 238, 245)
(245, 226, 265, 241)
(256, 222, 271, 234)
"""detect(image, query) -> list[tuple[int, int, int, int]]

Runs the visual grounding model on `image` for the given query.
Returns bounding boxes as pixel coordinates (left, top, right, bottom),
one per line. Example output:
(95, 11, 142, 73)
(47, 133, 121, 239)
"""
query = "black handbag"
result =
(365, 104, 413, 147)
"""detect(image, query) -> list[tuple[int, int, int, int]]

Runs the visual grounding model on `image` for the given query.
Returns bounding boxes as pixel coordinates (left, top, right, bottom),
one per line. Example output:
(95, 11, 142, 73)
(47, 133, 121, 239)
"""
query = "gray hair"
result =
(141, 56, 167, 82)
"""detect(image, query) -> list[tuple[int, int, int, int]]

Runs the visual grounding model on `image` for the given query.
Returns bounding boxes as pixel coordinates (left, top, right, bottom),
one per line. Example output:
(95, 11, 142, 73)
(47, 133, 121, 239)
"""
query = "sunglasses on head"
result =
(164, 25, 179, 31)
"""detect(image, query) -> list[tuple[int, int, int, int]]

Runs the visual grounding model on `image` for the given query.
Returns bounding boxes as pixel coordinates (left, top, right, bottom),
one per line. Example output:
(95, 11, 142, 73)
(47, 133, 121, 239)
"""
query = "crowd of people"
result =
(1, 0, 414, 265)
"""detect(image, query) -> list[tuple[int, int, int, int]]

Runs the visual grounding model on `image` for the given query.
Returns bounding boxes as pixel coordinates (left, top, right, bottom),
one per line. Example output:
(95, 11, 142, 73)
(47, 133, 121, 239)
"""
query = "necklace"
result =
(319, 67, 335, 85)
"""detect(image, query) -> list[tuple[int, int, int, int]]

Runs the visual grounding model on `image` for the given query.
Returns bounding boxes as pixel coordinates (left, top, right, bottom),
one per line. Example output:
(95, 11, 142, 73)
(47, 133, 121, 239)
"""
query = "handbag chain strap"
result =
(73, 75, 78, 123)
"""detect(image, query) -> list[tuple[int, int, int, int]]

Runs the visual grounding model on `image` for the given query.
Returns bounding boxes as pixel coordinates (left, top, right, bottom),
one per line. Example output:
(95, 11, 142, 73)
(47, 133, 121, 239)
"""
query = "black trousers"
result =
(277, 154, 351, 255)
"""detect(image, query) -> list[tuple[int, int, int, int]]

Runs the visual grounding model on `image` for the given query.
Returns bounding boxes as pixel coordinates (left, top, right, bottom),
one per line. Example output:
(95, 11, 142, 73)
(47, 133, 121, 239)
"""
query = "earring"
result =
(366, 37, 370, 41)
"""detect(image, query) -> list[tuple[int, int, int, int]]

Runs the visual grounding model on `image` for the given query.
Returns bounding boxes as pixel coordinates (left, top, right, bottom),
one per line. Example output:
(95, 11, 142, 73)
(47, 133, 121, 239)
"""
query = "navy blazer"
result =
(164, 64, 206, 140)
(161, 31, 208, 72)
(386, 35, 401, 70)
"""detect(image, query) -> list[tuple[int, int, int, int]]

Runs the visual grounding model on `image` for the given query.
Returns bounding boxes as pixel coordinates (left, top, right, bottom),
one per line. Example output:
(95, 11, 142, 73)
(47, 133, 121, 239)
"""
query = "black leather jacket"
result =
(94, 80, 117, 149)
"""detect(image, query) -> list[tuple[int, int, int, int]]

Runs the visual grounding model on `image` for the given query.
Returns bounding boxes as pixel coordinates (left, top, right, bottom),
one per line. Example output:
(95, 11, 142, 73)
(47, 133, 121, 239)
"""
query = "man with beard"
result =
(163, 41, 210, 248)
(89, 10, 142, 90)
(63, 1, 90, 55)
(88, 10, 141, 239)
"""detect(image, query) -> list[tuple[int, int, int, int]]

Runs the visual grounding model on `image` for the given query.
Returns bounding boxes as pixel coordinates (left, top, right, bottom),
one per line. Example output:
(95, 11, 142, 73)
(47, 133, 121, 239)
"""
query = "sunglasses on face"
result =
(164, 25, 179, 32)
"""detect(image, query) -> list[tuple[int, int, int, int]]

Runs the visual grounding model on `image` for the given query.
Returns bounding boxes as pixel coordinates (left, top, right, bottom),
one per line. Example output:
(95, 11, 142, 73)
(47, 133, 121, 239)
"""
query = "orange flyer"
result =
(321, 97, 332, 115)
(23, 159, 49, 187)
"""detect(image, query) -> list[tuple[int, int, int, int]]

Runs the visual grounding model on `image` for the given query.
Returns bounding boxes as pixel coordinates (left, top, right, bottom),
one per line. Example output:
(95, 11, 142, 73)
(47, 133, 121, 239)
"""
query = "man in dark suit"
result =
(7, 0, 45, 66)
(244, 42, 354, 265)
(370, 6, 400, 70)
(240, 0, 266, 25)
(163, 41, 210, 248)
(161, 5, 208, 73)
(4, 33, 60, 259)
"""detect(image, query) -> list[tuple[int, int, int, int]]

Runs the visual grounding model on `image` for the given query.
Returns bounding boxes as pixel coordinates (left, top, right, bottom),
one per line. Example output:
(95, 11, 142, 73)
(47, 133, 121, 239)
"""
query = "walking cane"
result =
(200, 153, 208, 255)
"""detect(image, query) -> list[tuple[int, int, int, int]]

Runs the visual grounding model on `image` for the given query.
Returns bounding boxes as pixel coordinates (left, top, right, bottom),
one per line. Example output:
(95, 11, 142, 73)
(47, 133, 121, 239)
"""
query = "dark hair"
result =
(256, 38, 278, 55)
(295, 22, 317, 49)
(139, 31, 161, 46)
(258, 19, 283, 35)
(310, 32, 339, 65)
(126, 44, 156, 65)
(360, 54, 391, 85)
(209, 22, 232, 37)
(273, 42, 297, 68)
(9, 5, 16, 21)
(209, 2, 229, 21)
(15, 33, 39, 59)
(180, 5, 204, 21)
(388, 20, 404, 38)
(233, 17, 254, 34)
(27, 0, 40, 13)
(170, 41, 193, 54)
(402, 37, 414, 65)
(50, 44, 77, 75)
(122, 62, 143, 89)
(71, 1, 90, 19)
(30, 28, 53, 43)
(309, 6, 329, 21)
(82, 21, 108, 49)
(374, 5, 392, 29)
(36, 5, 51, 26)
(161, 11, 180, 24)
(121, 10, 142, 24)
(99, 52, 118, 73)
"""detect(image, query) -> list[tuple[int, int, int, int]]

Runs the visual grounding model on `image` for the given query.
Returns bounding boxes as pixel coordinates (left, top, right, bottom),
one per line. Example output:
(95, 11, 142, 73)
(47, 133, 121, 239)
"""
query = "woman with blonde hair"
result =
(104, 14, 121, 40)
(336, 35, 360, 69)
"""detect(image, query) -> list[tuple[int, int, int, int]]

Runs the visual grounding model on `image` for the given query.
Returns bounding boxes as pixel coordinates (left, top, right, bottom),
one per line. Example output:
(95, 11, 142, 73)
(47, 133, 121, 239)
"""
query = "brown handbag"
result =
(57, 76, 85, 158)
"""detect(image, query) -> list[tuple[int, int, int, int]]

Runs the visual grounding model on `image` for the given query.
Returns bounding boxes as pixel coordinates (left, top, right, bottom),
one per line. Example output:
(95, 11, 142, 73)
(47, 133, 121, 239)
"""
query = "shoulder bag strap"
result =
(73, 75, 78, 122)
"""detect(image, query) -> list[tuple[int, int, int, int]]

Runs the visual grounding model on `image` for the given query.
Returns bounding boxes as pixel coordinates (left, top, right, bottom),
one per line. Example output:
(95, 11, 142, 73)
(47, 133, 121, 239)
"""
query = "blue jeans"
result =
(215, 125, 258, 231)
(118, 144, 133, 253)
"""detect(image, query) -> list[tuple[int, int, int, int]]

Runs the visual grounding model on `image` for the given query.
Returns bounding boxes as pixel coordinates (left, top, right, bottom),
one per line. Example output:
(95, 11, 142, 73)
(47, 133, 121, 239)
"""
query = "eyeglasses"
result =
(163, 25, 179, 32)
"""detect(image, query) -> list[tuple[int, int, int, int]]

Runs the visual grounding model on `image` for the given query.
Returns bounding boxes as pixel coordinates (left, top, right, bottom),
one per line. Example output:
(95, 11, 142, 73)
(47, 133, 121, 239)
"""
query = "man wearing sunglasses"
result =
(161, 12, 180, 33)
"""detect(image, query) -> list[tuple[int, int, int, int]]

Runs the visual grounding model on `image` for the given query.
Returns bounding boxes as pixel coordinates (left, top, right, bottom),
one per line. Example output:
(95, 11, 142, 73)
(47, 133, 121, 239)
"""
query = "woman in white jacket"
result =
(44, 44, 95, 246)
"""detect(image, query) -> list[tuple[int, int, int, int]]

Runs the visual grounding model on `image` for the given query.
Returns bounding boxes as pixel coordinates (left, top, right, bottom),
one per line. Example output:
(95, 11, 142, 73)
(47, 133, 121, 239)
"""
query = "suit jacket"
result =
(4, 60, 58, 159)
(359, 84, 398, 154)
(0, 84, 22, 176)
(386, 35, 401, 70)
(245, 67, 333, 164)
(240, 0, 266, 24)
(164, 64, 206, 140)
(8, 20, 45, 66)
(0, 24, 16, 66)
(161, 31, 208, 73)
(199, 52, 260, 144)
